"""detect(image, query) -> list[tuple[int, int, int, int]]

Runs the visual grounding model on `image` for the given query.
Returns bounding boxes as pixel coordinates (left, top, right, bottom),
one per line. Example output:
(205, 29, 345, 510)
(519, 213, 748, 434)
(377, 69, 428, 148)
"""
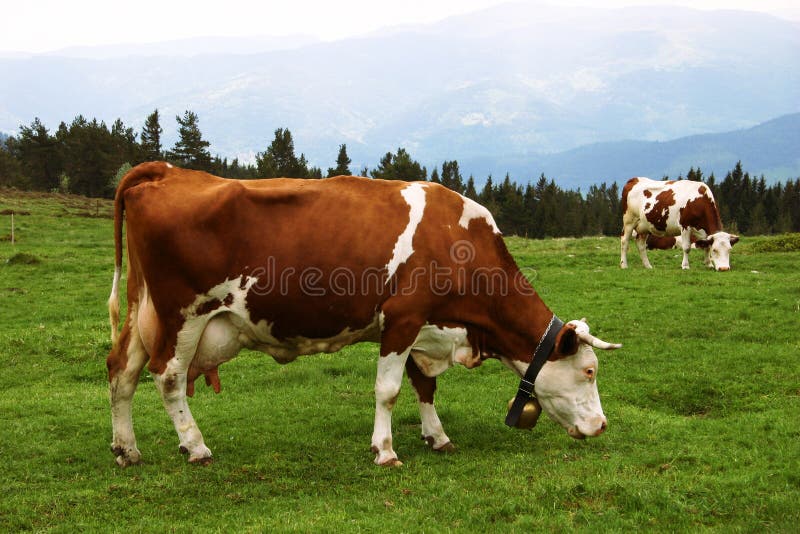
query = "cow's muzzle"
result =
(570, 417, 607, 439)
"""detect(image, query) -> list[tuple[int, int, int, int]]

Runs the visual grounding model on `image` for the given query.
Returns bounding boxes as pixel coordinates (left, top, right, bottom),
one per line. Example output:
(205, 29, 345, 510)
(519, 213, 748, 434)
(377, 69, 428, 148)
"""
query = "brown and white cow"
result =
(107, 162, 620, 467)
(620, 177, 739, 271)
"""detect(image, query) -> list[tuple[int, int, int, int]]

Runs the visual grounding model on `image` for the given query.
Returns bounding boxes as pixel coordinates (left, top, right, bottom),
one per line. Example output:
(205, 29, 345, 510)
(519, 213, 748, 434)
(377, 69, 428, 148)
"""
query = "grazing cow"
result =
(107, 162, 620, 467)
(620, 177, 739, 270)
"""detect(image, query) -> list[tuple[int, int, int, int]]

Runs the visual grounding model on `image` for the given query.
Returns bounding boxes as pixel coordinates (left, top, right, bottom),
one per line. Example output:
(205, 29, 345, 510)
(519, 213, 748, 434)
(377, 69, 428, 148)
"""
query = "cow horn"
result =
(577, 331, 622, 350)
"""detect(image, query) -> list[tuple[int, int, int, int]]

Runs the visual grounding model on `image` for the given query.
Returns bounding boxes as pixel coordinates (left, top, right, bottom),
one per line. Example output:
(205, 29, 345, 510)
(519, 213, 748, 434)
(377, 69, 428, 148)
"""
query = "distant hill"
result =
(41, 35, 319, 59)
(1, 3, 798, 187)
(473, 112, 800, 188)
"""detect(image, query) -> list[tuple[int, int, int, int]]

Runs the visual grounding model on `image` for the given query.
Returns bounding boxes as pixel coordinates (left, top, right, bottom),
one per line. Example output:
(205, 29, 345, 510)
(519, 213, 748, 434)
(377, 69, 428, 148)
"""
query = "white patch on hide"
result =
(385, 182, 427, 282)
(176, 276, 258, 365)
(409, 324, 475, 377)
(459, 195, 500, 234)
(177, 275, 382, 367)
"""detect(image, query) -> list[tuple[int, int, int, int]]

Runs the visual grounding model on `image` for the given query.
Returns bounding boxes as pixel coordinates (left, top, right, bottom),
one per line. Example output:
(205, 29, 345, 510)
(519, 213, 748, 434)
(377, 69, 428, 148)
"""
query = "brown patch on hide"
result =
(645, 189, 675, 232)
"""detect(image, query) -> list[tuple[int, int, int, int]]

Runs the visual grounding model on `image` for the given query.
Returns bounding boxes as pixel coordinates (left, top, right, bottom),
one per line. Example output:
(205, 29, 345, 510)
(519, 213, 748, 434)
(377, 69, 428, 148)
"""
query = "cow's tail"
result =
(108, 161, 170, 345)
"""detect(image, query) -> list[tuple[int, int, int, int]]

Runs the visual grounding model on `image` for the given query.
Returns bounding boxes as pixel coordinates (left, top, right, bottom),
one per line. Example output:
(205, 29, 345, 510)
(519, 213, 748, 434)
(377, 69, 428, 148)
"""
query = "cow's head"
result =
(695, 231, 739, 271)
(514, 319, 620, 439)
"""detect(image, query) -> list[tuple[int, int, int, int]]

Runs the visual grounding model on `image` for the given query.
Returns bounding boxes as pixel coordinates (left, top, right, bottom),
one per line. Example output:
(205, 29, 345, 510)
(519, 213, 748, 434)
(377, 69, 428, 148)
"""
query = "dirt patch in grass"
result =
(5, 253, 41, 265)
(0, 209, 31, 216)
(75, 211, 113, 219)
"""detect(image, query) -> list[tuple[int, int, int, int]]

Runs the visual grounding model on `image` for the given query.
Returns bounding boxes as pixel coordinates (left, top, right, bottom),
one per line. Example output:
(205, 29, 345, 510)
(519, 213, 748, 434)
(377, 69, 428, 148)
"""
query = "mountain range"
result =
(1, 2, 798, 187)
(473, 112, 800, 188)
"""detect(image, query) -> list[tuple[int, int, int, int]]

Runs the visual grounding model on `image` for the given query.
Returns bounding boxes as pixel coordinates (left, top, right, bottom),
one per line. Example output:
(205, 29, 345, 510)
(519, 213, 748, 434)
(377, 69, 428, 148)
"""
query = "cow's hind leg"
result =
(151, 320, 213, 464)
(108, 319, 149, 467)
(620, 225, 634, 269)
(635, 232, 654, 269)
(406, 358, 454, 453)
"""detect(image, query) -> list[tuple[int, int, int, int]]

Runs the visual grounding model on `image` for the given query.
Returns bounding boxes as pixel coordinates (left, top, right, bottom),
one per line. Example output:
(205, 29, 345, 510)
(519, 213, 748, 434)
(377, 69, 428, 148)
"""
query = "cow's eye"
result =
(584, 367, 595, 379)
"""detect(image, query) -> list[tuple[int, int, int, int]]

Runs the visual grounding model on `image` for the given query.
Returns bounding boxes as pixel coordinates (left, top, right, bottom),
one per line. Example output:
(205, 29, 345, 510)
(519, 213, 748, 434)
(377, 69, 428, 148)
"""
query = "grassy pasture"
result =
(1, 189, 798, 532)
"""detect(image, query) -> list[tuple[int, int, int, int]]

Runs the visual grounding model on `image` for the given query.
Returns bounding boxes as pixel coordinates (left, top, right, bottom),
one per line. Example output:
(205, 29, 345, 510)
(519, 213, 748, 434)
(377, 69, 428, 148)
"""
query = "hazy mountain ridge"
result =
(467, 112, 800, 188)
(1, 3, 798, 186)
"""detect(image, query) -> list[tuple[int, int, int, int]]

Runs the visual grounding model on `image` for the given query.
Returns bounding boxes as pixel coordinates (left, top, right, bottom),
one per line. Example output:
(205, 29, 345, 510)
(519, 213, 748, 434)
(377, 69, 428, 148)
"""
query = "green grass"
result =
(1, 189, 799, 532)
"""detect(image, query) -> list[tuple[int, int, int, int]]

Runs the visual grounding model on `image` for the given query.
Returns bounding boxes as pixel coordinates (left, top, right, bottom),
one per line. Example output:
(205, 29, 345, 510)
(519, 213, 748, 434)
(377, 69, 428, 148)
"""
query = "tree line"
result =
(1, 110, 798, 236)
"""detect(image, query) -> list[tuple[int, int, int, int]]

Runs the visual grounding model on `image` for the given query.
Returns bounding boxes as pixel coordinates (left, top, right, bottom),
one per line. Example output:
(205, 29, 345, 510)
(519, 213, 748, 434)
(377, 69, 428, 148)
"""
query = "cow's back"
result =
(621, 177, 719, 236)
(121, 165, 501, 340)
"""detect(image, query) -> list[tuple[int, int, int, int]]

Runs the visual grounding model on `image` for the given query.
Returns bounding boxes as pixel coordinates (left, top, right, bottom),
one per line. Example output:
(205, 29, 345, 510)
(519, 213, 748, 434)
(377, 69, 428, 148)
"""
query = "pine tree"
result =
(59, 116, 122, 197)
(140, 109, 163, 161)
(327, 144, 352, 177)
(15, 118, 61, 191)
(370, 148, 426, 181)
(479, 175, 494, 204)
(440, 160, 464, 193)
(167, 110, 212, 171)
(0, 136, 27, 188)
(464, 176, 478, 200)
(111, 118, 138, 165)
(257, 128, 309, 177)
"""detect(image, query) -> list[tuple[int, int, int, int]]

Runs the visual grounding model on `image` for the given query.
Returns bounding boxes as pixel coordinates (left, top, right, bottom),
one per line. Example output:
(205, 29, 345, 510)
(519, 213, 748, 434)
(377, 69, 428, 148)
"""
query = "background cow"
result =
(620, 177, 739, 270)
(640, 233, 698, 250)
(107, 162, 620, 467)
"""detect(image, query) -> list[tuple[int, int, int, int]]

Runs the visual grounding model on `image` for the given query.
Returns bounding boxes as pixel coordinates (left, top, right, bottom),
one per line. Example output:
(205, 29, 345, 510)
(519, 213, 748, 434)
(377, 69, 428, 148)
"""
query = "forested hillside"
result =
(1, 112, 798, 237)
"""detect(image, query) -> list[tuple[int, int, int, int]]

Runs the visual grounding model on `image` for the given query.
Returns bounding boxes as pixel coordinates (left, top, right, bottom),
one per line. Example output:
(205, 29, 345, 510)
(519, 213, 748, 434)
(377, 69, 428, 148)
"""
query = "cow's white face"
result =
(502, 320, 618, 439)
(696, 231, 739, 271)
(534, 344, 606, 439)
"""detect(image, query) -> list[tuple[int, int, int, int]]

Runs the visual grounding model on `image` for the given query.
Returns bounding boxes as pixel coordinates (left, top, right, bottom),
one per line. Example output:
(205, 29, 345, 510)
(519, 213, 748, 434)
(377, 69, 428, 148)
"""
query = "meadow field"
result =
(1, 188, 798, 532)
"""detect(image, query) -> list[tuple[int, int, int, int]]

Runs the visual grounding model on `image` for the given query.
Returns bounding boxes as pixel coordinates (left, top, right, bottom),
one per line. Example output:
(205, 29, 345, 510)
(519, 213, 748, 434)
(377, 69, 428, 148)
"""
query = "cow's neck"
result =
(455, 273, 554, 365)
(699, 209, 724, 234)
(495, 288, 554, 364)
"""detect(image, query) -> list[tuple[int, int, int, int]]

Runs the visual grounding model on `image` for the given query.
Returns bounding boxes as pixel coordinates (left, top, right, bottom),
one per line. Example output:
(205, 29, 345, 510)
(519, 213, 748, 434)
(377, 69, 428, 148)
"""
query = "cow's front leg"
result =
(406, 358, 454, 452)
(371, 349, 410, 466)
(680, 230, 693, 269)
(635, 232, 653, 269)
(152, 353, 212, 464)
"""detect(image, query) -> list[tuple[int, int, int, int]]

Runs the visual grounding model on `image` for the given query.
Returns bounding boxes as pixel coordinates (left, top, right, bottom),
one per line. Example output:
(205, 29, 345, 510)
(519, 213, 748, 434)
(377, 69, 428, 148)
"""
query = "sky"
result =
(1, 0, 798, 53)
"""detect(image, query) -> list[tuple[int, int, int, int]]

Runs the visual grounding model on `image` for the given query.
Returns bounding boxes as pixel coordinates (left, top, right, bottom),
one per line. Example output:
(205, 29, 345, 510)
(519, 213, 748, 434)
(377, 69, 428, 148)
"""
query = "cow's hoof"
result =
(111, 446, 142, 467)
(434, 442, 457, 453)
(372, 445, 402, 467)
(189, 455, 214, 466)
(423, 436, 456, 453)
(179, 445, 189, 455)
(422, 436, 456, 452)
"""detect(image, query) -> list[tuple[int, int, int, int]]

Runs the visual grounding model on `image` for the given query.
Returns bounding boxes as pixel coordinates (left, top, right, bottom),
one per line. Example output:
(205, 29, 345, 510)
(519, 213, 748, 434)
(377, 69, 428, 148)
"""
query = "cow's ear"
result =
(695, 237, 713, 249)
(730, 235, 740, 246)
(553, 324, 579, 358)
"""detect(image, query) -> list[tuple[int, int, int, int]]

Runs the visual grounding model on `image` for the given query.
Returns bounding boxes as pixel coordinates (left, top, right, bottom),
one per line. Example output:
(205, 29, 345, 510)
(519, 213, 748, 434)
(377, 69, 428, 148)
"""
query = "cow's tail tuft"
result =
(109, 181, 125, 344)
(109, 266, 121, 345)
(108, 161, 170, 345)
